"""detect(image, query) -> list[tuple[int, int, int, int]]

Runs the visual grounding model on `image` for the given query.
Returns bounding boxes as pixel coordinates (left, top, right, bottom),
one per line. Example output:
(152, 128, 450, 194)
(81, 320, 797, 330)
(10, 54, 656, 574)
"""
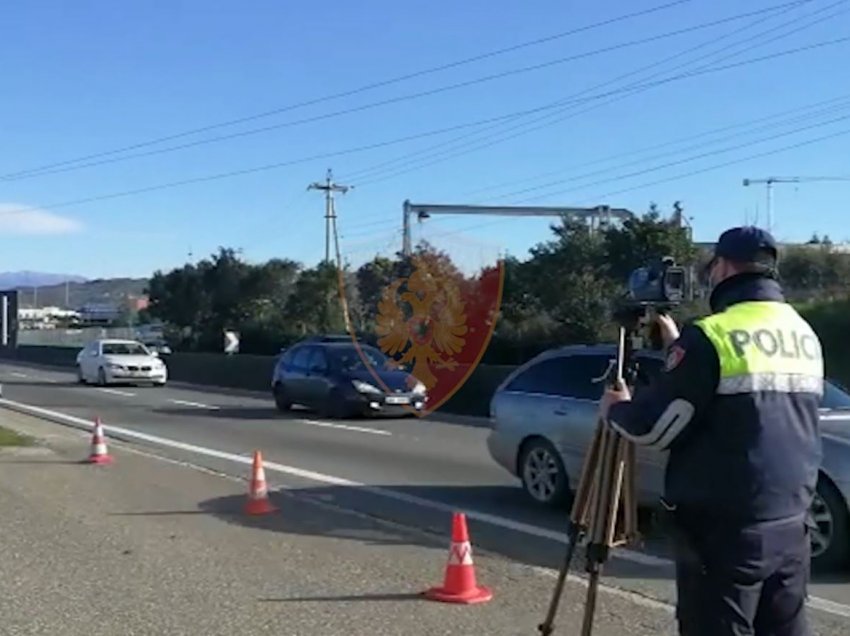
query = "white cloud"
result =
(0, 203, 82, 235)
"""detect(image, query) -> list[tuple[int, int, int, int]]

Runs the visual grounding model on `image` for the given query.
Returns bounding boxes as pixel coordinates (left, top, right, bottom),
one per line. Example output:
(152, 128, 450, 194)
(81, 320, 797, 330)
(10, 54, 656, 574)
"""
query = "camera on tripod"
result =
(613, 256, 688, 350)
(627, 256, 686, 305)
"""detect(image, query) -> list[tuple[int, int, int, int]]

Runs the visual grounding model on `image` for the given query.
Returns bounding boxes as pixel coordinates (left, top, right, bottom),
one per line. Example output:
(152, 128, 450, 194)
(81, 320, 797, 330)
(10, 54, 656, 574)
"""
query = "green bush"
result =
(799, 297, 850, 387)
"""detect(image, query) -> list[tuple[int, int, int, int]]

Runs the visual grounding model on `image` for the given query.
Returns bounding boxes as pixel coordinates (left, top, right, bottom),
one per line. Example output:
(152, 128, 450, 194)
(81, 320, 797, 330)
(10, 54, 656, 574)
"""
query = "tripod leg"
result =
(623, 441, 639, 544)
(579, 567, 601, 636)
(579, 430, 624, 636)
(604, 438, 628, 547)
(538, 425, 605, 635)
(538, 522, 583, 636)
(570, 422, 605, 527)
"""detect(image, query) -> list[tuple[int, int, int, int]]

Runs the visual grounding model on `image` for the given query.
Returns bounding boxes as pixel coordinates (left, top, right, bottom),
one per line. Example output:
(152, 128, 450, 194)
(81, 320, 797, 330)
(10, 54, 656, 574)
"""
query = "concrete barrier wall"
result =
(0, 345, 516, 417)
(17, 327, 137, 347)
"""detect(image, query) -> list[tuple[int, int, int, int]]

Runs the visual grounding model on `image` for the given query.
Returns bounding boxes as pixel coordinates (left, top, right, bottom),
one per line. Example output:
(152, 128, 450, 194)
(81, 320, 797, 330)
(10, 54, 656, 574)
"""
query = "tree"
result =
(145, 262, 212, 345)
(356, 255, 399, 327)
(283, 261, 350, 335)
(245, 258, 301, 327)
(519, 218, 617, 343)
(602, 209, 697, 281)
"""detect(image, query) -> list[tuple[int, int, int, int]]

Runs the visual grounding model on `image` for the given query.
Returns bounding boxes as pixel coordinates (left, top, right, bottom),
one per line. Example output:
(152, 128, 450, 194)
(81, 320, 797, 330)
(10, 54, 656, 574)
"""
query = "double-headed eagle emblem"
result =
(375, 256, 468, 390)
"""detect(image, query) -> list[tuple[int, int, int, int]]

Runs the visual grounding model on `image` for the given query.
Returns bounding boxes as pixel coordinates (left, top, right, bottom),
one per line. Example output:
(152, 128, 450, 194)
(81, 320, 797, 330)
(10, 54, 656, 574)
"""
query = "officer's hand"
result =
(599, 381, 632, 422)
(652, 311, 681, 348)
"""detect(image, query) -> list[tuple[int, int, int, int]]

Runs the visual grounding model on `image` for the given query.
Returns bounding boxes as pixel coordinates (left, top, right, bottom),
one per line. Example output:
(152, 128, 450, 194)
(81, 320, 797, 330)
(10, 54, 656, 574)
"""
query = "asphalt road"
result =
(0, 410, 677, 636)
(2, 360, 850, 631)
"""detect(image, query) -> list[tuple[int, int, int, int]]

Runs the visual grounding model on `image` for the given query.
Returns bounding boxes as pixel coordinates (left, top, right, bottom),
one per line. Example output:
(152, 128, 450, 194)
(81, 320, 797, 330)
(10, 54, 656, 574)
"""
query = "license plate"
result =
(386, 396, 410, 405)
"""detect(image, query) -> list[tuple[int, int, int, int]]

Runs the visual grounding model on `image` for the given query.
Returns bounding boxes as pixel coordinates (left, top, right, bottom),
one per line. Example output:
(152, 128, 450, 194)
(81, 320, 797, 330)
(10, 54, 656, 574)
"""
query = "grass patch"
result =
(0, 426, 35, 447)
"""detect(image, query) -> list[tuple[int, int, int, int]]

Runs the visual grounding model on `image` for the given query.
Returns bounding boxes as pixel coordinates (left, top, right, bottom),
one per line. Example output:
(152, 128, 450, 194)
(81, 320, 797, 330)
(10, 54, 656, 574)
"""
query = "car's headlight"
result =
(107, 363, 124, 370)
(412, 381, 426, 395)
(352, 379, 382, 394)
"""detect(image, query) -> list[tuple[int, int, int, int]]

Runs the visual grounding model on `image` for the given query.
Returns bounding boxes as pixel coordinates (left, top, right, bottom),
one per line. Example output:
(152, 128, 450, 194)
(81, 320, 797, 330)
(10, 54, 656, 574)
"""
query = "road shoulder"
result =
(0, 408, 675, 636)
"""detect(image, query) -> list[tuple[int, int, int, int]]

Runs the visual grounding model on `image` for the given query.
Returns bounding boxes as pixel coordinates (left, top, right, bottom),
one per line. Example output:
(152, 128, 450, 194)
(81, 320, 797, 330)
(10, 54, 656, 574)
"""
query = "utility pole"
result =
(743, 176, 850, 234)
(308, 169, 351, 263)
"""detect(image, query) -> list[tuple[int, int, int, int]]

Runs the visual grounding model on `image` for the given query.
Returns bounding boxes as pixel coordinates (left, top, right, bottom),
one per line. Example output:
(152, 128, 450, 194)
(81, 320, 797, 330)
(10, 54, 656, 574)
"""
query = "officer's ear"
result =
(744, 249, 779, 277)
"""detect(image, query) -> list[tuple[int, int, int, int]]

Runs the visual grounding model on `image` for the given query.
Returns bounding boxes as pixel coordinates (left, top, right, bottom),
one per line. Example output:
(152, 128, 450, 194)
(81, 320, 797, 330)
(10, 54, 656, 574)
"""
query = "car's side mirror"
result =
(150, 351, 159, 358)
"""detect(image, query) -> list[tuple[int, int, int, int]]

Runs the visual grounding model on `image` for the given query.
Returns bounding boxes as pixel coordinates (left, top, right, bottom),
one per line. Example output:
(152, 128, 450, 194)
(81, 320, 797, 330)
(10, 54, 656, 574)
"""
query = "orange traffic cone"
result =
(86, 417, 114, 465)
(245, 450, 277, 515)
(424, 512, 492, 604)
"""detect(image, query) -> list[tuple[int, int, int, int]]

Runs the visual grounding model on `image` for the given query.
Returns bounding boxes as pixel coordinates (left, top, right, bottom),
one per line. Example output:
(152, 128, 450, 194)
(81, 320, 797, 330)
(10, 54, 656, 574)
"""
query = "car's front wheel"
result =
(518, 437, 570, 508)
(97, 367, 107, 386)
(321, 388, 351, 419)
(810, 474, 850, 572)
(273, 383, 292, 412)
(76, 365, 86, 384)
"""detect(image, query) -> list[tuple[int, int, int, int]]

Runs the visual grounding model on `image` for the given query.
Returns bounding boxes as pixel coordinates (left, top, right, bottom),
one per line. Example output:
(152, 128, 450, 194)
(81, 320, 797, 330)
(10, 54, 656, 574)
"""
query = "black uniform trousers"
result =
(671, 511, 811, 636)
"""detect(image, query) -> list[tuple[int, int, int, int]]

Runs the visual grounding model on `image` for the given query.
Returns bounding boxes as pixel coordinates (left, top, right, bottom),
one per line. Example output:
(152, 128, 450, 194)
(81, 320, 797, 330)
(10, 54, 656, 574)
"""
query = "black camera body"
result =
(614, 256, 688, 349)
(627, 256, 686, 305)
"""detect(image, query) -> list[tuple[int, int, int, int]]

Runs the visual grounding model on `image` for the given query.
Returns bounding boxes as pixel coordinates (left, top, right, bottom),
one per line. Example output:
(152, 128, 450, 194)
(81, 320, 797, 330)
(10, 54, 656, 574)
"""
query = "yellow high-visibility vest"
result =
(694, 301, 824, 396)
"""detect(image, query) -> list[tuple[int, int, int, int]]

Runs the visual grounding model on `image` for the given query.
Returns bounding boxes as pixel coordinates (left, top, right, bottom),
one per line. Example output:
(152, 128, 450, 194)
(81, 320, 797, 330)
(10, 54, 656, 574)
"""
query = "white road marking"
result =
(807, 595, 850, 618)
(169, 399, 220, 410)
(297, 418, 391, 436)
(10, 372, 28, 378)
(2, 396, 850, 620)
(531, 565, 675, 613)
(111, 440, 679, 616)
(97, 388, 136, 397)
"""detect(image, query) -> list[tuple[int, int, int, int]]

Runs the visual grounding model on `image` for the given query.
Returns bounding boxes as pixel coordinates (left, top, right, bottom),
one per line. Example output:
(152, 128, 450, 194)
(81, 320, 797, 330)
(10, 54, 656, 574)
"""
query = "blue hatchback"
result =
(271, 337, 428, 418)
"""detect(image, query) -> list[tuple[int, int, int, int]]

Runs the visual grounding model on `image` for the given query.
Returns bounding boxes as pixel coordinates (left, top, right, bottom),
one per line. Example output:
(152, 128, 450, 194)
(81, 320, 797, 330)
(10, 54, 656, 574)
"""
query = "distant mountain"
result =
(0, 271, 88, 289)
(12, 277, 149, 309)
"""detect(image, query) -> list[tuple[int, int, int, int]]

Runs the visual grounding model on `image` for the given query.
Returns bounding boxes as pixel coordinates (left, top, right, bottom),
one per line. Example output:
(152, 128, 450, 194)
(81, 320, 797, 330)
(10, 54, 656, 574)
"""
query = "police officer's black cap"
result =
(703, 226, 779, 279)
(713, 226, 778, 263)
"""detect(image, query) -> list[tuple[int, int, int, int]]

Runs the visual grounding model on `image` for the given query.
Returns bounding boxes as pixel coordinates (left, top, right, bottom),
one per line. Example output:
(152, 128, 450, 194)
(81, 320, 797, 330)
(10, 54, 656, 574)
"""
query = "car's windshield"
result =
(102, 342, 150, 356)
(821, 380, 850, 411)
(333, 346, 391, 371)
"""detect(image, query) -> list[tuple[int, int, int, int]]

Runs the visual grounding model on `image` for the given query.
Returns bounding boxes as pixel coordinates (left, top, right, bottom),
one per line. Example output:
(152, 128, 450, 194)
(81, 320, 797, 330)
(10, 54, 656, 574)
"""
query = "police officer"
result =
(600, 226, 823, 636)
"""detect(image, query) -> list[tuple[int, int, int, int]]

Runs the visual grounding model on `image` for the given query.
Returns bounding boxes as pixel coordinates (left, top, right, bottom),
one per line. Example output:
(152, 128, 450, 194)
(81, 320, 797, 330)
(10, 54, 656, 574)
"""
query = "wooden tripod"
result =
(539, 327, 641, 636)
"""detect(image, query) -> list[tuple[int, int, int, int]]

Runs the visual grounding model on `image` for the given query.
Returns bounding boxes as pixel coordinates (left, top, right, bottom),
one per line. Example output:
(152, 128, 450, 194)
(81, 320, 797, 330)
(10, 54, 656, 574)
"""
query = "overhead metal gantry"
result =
(401, 200, 635, 256)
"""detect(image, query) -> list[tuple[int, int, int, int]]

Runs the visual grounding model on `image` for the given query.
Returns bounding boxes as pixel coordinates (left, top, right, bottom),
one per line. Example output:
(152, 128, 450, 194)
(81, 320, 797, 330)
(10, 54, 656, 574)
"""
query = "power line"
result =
(516, 112, 850, 204)
(345, 33, 850, 189)
(490, 101, 850, 203)
(341, 0, 848, 188)
(0, 0, 697, 180)
(459, 96, 850, 201)
(0, 1, 808, 182)
(344, 94, 850, 232)
(412, 126, 850, 245)
(2, 34, 847, 219)
(342, 102, 850, 234)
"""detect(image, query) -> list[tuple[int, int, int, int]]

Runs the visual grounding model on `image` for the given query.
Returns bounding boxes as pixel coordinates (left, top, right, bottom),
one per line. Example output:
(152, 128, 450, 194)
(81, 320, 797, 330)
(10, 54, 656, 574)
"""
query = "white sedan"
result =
(76, 339, 168, 387)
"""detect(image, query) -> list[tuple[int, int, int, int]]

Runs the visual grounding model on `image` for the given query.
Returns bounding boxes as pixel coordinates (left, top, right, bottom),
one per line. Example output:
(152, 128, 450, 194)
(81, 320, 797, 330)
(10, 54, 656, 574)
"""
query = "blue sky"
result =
(1, 0, 849, 279)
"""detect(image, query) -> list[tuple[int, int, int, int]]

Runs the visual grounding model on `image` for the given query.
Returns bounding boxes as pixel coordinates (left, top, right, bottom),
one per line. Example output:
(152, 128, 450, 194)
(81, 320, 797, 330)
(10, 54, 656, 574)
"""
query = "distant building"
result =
(17, 306, 80, 329)
(127, 295, 149, 311)
(78, 302, 120, 324)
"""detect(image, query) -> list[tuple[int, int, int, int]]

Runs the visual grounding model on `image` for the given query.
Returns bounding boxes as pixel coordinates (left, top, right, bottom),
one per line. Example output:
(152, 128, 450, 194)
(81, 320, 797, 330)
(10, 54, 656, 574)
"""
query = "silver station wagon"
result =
(487, 344, 850, 571)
